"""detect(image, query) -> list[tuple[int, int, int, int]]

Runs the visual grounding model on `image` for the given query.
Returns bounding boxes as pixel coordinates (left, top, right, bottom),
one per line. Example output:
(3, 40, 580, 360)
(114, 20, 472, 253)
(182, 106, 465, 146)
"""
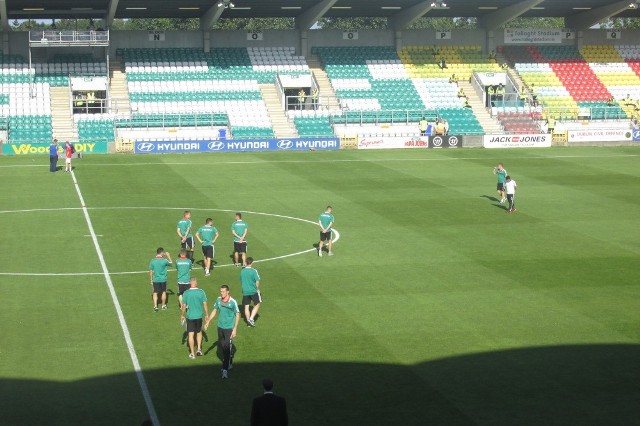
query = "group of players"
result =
(148, 206, 336, 379)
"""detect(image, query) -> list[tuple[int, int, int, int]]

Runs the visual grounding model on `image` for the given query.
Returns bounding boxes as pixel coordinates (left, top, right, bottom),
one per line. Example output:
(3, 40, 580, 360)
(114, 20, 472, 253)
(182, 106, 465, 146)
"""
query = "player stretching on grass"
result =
(181, 278, 208, 359)
(240, 257, 261, 327)
(196, 218, 219, 276)
(176, 249, 193, 309)
(231, 213, 248, 267)
(505, 175, 517, 213)
(177, 210, 194, 261)
(318, 206, 334, 256)
(494, 163, 508, 204)
(149, 247, 172, 312)
(205, 285, 240, 379)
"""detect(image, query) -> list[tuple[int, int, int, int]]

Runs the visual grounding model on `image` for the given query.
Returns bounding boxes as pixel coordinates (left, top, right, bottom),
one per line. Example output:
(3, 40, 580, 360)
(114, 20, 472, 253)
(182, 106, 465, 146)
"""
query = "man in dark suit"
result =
(251, 379, 288, 426)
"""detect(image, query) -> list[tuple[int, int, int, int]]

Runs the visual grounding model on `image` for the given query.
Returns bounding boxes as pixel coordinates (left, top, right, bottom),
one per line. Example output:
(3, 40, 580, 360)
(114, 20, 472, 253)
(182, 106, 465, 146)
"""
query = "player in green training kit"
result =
(196, 217, 219, 276)
(177, 210, 194, 261)
(181, 278, 208, 359)
(205, 285, 240, 379)
(318, 206, 335, 256)
(149, 247, 173, 312)
(231, 212, 248, 267)
(493, 163, 508, 204)
(175, 249, 193, 310)
(240, 257, 261, 327)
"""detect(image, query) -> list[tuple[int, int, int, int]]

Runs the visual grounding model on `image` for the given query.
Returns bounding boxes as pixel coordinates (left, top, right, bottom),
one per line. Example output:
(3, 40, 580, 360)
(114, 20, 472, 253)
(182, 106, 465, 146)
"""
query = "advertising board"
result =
(133, 138, 340, 154)
(357, 135, 462, 150)
(567, 129, 632, 143)
(2, 142, 108, 155)
(483, 134, 551, 148)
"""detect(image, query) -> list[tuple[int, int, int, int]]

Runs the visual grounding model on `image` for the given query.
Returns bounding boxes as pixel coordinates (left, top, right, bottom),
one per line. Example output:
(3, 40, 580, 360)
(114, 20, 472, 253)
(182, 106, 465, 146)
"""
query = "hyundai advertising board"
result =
(133, 138, 340, 154)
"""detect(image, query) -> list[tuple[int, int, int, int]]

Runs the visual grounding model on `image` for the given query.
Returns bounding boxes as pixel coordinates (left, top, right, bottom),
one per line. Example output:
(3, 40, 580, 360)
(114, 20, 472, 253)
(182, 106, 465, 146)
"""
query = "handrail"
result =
(29, 30, 110, 47)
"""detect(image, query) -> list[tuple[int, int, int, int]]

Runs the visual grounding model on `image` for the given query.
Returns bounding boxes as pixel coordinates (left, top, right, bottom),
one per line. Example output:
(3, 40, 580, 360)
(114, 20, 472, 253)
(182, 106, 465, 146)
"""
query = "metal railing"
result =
(330, 109, 439, 126)
(29, 30, 110, 47)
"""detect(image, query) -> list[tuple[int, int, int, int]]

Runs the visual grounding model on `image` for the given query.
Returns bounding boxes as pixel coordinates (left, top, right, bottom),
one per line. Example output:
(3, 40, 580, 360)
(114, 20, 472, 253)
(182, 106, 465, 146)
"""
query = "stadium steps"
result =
(259, 84, 298, 138)
(457, 80, 504, 134)
(109, 60, 131, 116)
(50, 87, 77, 141)
(497, 52, 527, 91)
(306, 55, 340, 111)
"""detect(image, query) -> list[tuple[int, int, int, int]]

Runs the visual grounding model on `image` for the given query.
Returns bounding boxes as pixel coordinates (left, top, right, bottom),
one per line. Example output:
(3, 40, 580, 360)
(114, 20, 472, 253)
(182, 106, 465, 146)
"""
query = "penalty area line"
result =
(70, 170, 160, 426)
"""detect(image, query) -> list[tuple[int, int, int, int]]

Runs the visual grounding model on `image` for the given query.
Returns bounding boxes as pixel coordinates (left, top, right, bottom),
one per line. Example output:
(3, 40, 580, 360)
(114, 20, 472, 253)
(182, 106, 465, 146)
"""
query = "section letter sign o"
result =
(343, 29, 358, 40)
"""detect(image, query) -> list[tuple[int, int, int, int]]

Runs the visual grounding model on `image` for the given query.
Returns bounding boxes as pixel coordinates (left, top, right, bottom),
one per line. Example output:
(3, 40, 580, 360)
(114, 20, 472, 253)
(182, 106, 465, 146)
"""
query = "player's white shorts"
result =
(65, 157, 72, 164)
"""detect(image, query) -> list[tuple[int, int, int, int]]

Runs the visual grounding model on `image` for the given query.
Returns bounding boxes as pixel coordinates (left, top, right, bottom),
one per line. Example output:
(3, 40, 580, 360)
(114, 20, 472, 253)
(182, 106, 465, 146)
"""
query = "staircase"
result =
(497, 52, 526, 92)
(457, 81, 503, 134)
(306, 55, 340, 112)
(259, 84, 298, 138)
(109, 59, 131, 115)
(50, 87, 76, 141)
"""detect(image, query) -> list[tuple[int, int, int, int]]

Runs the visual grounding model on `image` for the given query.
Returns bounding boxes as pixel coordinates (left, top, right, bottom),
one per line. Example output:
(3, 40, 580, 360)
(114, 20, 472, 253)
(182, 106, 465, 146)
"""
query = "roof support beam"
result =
(105, 0, 120, 27)
(389, 1, 434, 31)
(200, 2, 226, 31)
(566, 0, 633, 31)
(479, 0, 544, 31)
(295, 0, 338, 31)
(0, 0, 8, 32)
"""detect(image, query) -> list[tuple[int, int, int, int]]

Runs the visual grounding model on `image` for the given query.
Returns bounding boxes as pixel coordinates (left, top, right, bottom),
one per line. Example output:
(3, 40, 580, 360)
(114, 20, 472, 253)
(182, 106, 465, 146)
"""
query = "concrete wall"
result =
(307, 29, 394, 54)
(401, 29, 486, 48)
(109, 30, 202, 56)
(581, 29, 640, 45)
(6, 28, 640, 62)
(210, 30, 301, 52)
(7, 32, 29, 58)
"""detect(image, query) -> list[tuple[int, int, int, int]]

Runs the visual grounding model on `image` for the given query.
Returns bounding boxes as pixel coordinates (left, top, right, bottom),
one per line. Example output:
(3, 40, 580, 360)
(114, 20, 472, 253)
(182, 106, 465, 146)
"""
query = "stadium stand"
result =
(121, 47, 312, 139)
(312, 45, 487, 136)
(496, 112, 542, 134)
(505, 45, 628, 120)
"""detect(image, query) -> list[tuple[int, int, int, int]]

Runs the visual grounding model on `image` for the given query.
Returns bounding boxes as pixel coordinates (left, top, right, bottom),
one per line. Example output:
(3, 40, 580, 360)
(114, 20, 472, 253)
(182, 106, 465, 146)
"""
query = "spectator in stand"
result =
(487, 85, 496, 106)
(519, 86, 528, 106)
(546, 115, 556, 134)
(623, 94, 634, 107)
(425, 121, 434, 136)
(496, 84, 505, 102)
(463, 98, 472, 109)
(606, 96, 616, 107)
(488, 50, 496, 61)
(418, 117, 428, 136)
(443, 120, 449, 135)
(435, 120, 446, 135)
(457, 87, 466, 99)
(449, 74, 458, 84)
(530, 84, 538, 107)
(439, 58, 447, 70)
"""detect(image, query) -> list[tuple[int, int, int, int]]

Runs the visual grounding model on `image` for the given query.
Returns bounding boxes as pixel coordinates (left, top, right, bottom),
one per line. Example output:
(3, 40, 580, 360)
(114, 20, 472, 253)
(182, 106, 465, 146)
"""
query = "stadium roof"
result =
(6, 0, 640, 29)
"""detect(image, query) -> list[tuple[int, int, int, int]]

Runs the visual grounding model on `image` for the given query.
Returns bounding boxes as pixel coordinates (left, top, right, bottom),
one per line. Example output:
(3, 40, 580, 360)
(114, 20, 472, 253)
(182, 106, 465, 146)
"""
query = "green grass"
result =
(1, 147, 639, 425)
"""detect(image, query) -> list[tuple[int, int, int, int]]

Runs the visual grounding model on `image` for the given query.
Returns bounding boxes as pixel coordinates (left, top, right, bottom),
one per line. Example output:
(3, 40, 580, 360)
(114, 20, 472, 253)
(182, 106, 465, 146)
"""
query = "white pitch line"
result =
(70, 171, 160, 426)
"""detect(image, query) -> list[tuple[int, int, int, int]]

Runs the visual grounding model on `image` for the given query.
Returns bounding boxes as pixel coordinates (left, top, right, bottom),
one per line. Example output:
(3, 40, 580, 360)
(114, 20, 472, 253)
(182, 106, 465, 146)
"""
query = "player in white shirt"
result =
(504, 175, 517, 213)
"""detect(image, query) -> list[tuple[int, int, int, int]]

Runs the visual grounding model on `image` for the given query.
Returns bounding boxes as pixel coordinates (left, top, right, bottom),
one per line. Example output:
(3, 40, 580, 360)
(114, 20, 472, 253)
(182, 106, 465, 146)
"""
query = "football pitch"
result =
(1, 147, 639, 426)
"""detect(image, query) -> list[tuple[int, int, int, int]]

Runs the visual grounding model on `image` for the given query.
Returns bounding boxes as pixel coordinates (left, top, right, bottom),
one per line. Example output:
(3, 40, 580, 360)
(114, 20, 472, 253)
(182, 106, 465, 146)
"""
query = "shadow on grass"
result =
(480, 195, 500, 202)
(1, 344, 638, 425)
